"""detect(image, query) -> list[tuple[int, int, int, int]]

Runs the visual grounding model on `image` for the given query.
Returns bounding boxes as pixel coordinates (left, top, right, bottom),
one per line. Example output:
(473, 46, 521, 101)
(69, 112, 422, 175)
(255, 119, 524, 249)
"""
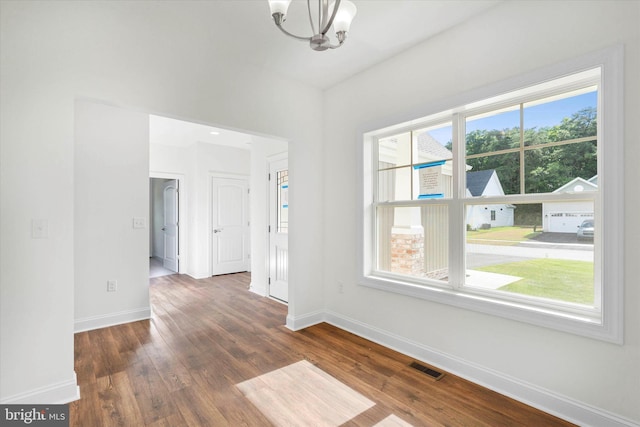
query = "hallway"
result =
(149, 257, 176, 278)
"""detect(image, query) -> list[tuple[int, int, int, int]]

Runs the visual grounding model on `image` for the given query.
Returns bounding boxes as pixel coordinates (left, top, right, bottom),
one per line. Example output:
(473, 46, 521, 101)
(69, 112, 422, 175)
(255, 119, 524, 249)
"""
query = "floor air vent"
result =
(409, 362, 445, 381)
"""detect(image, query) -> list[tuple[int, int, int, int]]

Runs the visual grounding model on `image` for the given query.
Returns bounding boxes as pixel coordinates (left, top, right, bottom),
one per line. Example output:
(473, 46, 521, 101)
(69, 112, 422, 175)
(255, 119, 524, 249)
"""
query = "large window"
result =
(361, 49, 623, 343)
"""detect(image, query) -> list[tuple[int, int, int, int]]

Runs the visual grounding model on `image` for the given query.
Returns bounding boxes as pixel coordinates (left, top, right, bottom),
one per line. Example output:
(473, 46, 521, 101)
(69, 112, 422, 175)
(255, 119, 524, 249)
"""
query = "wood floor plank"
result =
(96, 371, 146, 426)
(69, 383, 101, 427)
(71, 272, 575, 426)
(127, 359, 177, 425)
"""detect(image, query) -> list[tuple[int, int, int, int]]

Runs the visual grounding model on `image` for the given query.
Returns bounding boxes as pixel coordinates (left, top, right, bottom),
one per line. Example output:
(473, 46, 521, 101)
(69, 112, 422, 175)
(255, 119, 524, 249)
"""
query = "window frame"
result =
(358, 46, 624, 343)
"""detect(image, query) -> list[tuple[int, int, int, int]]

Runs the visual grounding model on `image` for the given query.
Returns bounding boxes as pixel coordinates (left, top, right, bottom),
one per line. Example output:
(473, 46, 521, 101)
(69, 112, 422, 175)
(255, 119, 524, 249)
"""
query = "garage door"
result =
(549, 212, 593, 233)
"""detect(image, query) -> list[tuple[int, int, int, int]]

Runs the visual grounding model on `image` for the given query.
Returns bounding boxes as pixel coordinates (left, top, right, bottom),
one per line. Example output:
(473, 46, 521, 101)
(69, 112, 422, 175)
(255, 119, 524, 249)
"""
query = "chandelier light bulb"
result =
(331, 0, 357, 33)
(267, 0, 292, 17)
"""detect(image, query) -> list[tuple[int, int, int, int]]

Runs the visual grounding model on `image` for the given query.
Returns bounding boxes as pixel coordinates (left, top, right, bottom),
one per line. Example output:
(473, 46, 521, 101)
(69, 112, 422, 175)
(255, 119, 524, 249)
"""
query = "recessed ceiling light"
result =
(210, 131, 220, 135)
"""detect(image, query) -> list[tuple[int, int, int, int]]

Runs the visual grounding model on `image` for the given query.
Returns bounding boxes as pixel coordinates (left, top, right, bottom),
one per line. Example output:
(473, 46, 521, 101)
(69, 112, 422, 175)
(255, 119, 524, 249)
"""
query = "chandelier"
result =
(267, 0, 357, 51)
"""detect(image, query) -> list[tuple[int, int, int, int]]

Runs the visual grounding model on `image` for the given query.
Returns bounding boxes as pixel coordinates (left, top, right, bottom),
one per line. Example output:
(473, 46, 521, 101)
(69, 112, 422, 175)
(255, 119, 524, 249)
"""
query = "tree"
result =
(463, 107, 597, 195)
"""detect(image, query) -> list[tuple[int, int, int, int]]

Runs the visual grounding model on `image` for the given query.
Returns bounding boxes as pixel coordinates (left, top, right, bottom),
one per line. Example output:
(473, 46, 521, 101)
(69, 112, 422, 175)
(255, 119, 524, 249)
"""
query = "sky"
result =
(428, 91, 597, 146)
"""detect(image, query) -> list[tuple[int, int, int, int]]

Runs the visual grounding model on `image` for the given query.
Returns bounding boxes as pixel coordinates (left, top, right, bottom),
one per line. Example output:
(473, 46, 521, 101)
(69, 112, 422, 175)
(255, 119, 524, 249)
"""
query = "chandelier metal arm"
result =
(320, 0, 341, 36)
(272, 13, 312, 41)
(275, 20, 313, 41)
(307, 0, 317, 35)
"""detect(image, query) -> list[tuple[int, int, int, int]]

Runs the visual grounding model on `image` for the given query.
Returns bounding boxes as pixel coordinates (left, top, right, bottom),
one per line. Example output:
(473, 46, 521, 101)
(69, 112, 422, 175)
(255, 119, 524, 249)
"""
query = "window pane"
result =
(376, 205, 448, 283)
(413, 123, 453, 200)
(414, 123, 453, 163)
(378, 132, 411, 169)
(466, 106, 520, 156)
(466, 152, 520, 196)
(524, 88, 597, 146)
(377, 167, 411, 202)
(465, 202, 595, 306)
(277, 170, 288, 233)
(524, 141, 597, 194)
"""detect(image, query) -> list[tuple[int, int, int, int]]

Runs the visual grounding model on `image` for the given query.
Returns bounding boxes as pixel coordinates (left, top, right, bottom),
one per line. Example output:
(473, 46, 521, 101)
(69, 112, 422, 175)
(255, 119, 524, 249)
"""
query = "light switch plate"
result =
(132, 217, 146, 229)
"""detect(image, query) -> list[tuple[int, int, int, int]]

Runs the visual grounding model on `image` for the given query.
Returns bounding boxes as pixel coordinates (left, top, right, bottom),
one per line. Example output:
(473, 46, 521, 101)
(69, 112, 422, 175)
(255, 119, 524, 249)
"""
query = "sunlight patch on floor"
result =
(236, 360, 376, 427)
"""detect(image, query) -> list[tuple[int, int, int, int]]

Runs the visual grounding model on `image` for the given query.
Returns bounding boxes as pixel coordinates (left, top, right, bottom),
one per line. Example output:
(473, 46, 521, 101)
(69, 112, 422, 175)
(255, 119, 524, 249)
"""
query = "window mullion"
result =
(449, 113, 465, 289)
(520, 103, 525, 194)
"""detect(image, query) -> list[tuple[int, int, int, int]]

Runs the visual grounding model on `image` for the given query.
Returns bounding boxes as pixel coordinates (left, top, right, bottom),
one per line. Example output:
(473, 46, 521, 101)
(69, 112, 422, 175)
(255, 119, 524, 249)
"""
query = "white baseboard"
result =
(320, 310, 638, 427)
(74, 307, 151, 333)
(285, 310, 324, 331)
(0, 372, 80, 404)
(249, 281, 267, 297)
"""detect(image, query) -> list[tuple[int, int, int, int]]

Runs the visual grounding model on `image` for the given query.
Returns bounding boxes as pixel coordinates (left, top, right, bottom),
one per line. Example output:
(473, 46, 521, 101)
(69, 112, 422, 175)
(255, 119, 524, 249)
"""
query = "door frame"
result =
(209, 172, 251, 276)
(267, 153, 288, 303)
(150, 171, 186, 274)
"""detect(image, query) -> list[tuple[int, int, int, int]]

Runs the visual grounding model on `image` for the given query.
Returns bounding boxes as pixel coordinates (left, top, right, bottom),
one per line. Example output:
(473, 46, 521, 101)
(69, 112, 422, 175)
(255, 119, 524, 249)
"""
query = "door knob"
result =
(213, 229, 223, 233)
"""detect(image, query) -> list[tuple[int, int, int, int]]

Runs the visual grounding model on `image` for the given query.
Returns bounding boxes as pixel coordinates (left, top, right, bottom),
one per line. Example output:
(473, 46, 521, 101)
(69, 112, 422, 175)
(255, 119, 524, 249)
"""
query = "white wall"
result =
(323, 1, 639, 425)
(0, 1, 323, 403)
(74, 100, 152, 332)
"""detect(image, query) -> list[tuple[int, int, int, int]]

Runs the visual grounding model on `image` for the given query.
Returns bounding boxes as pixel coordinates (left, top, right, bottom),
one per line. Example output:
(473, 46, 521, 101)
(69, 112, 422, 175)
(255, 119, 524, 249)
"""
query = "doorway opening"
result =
(149, 114, 288, 298)
(149, 177, 180, 278)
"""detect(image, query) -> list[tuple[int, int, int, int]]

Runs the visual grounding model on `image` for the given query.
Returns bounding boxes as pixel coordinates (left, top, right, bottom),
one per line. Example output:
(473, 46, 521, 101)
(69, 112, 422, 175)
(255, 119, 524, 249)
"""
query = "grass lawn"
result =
(476, 258, 594, 305)
(466, 226, 541, 246)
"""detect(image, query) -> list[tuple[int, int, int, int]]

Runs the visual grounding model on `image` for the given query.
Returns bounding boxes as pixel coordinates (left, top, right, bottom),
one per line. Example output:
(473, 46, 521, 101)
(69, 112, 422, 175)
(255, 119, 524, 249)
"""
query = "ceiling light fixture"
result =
(267, 0, 357, 51)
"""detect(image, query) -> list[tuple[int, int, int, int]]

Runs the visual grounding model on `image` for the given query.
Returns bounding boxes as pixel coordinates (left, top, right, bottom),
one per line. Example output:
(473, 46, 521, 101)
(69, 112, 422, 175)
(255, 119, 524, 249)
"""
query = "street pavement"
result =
(466, 240, 594, 267)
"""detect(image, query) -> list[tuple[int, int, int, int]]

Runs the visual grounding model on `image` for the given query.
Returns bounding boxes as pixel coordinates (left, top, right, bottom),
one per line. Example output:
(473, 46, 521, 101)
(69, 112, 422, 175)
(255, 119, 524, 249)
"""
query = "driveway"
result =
(525, 232, 593, 248)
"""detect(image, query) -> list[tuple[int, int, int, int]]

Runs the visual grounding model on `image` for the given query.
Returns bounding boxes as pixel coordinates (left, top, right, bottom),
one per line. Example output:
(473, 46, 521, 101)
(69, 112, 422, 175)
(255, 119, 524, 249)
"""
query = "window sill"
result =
(360, 273, 620, 344)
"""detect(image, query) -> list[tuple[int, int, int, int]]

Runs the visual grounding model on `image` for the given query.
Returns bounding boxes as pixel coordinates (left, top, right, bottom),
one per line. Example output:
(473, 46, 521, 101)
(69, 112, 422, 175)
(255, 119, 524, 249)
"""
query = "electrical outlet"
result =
(338, 281, 344, 294)
(107, 280, 118, 292)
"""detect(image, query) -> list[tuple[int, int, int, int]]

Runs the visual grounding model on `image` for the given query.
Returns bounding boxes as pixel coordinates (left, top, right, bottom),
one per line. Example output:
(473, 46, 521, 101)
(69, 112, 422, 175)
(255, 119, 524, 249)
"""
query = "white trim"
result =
(74, 307, 151, 333)
(358, 45, 624, 344)
(285, 310, 324, 331)
(267, 151, 288, 163)
(249, 282, 268, 296)
(187, 272, 210, 280)
(0, 373, 80, 404)
(319, 311, 638, 427)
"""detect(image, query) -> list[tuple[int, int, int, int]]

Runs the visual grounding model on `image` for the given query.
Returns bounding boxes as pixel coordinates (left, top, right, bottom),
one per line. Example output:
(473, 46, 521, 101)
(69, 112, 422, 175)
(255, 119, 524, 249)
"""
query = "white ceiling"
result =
(149, 115, 254, 149)
(213, 0, 501, 90)
(150, 0, 501, 146)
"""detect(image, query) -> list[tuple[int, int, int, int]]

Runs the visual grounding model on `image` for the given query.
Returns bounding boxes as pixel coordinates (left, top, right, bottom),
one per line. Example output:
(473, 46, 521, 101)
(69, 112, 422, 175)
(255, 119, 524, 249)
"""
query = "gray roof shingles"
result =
(466, 169, 495, 196)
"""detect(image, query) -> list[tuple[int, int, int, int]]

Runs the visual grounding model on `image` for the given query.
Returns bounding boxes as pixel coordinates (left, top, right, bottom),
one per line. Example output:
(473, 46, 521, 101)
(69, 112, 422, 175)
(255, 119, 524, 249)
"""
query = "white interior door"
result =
(211, 176, 249, 276)
(269, 158, 288, 302)
(162, 180, 179, 272)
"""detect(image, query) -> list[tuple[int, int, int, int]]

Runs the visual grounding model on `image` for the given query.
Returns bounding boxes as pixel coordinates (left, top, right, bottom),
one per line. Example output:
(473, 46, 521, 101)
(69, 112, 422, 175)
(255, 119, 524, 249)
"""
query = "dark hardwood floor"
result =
(71, 273, 574, 426)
